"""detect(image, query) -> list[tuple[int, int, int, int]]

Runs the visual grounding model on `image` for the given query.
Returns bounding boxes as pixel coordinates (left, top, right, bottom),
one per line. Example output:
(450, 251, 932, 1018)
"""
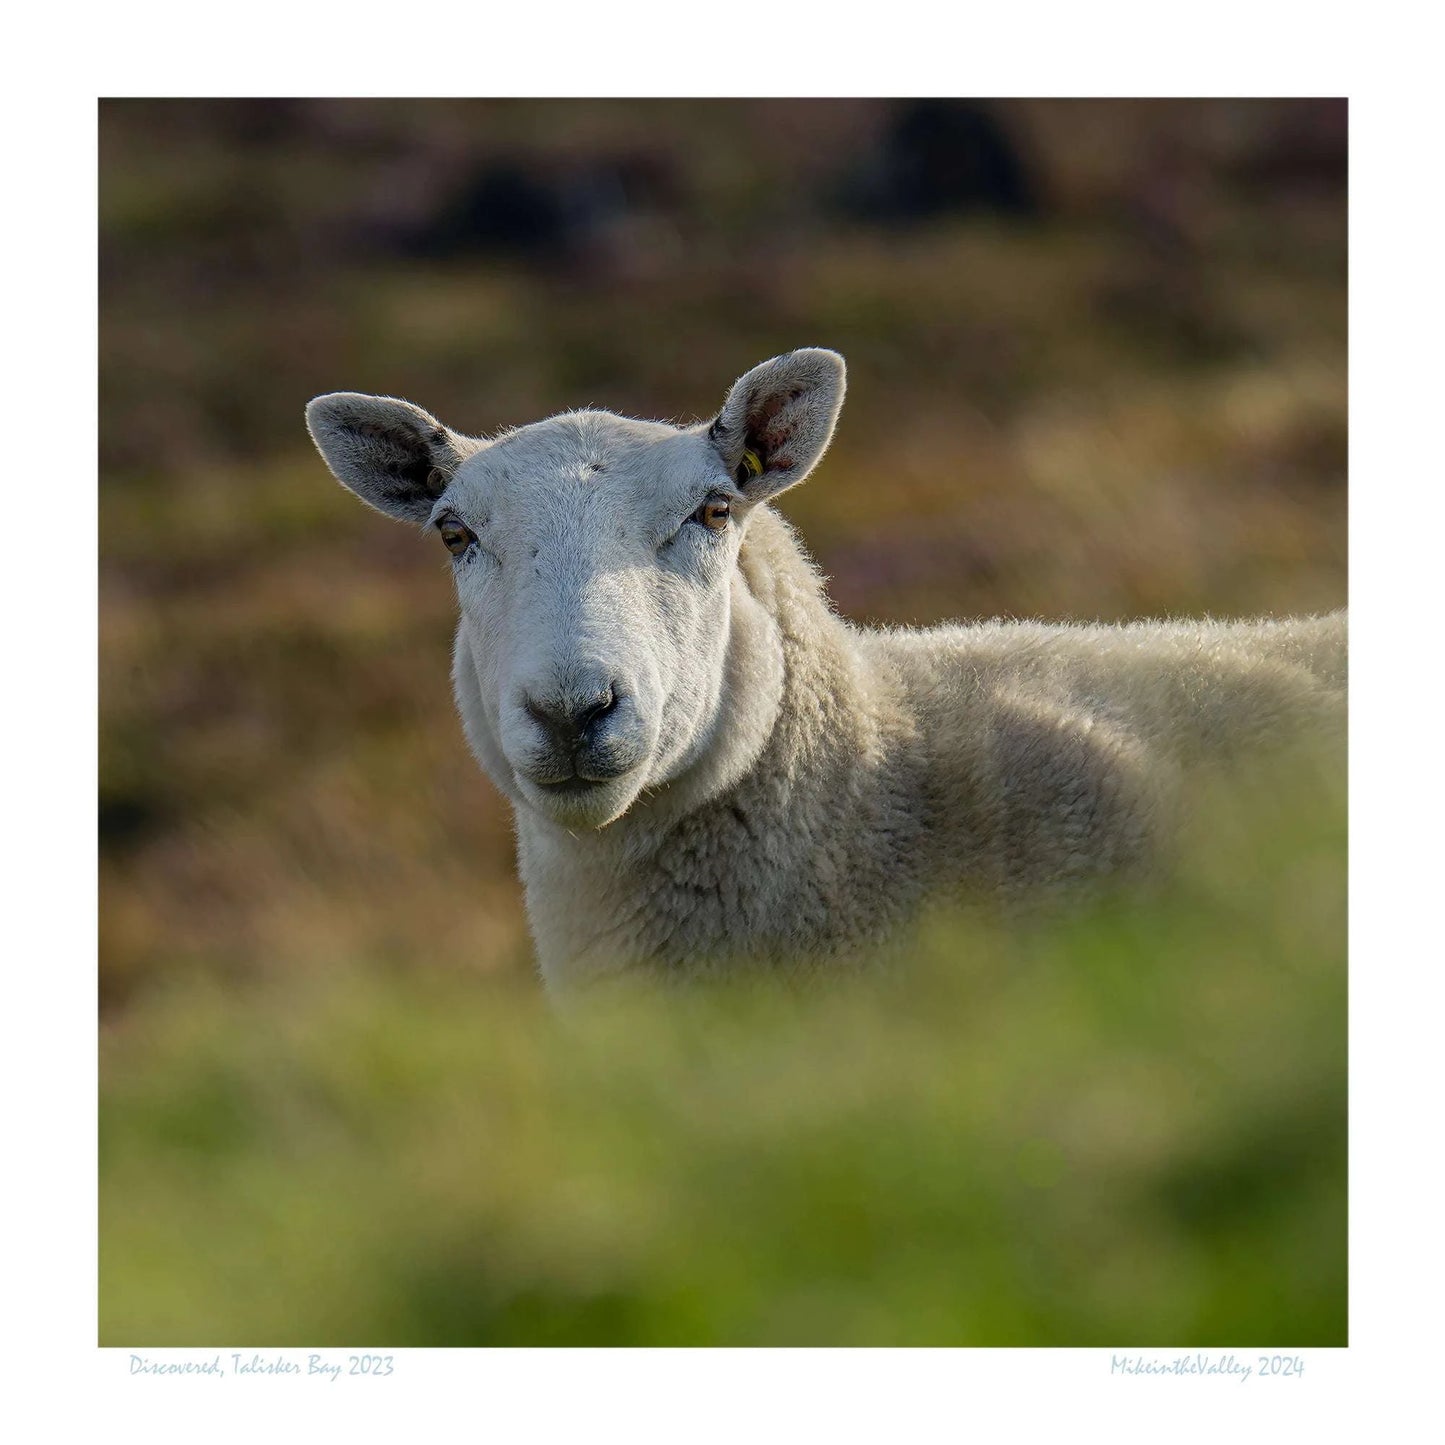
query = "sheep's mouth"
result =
(518, 759, 646, 829)
(525, 749, 644, 793)
(536, 775, 610, 796)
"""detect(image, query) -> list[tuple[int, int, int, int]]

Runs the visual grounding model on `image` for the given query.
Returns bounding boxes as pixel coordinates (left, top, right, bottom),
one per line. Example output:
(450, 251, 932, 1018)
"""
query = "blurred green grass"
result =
(99, 100, 1347, 1345)
(100, 746, 1345, 1345)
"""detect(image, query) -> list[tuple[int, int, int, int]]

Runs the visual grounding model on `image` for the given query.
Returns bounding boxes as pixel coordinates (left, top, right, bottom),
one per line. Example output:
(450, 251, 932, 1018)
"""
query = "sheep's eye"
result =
(734, 449, 764, 486)
(690, 495, 732, 531)
(437, 518, 477, 556)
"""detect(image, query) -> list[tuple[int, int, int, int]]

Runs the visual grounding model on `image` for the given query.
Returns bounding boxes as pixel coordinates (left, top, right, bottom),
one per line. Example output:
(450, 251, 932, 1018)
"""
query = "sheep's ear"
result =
(708, 348, 846, 502)
(306, 392, 475, 524)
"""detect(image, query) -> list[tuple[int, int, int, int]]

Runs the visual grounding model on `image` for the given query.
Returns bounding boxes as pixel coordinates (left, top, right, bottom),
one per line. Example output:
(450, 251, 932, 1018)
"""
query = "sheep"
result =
(306, 348, 1346, 991)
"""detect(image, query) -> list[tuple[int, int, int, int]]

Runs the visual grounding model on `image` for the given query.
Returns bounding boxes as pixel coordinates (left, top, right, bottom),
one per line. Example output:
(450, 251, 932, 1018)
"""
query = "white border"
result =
(5, 1, 1441, 1438)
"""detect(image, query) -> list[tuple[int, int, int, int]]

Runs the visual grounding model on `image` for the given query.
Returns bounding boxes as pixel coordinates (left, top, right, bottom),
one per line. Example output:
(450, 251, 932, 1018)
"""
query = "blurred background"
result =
(99, 99, 1347, 1345)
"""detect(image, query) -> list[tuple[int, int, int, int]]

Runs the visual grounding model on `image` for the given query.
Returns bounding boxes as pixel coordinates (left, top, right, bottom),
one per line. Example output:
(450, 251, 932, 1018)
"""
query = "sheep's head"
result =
(307, 348, 845, 829)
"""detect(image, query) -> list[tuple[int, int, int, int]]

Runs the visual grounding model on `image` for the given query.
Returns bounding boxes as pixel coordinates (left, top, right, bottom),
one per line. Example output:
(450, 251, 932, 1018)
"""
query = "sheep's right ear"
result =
(306, 393, 476, 524)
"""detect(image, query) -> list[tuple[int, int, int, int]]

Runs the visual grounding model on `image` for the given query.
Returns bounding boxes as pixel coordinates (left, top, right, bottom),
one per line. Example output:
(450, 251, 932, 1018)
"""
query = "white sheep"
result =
(307, 348, 1346, 991)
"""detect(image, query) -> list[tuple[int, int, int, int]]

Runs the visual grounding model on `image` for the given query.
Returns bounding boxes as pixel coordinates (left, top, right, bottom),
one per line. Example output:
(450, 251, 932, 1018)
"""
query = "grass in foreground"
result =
(100, 746, 1345, 1346)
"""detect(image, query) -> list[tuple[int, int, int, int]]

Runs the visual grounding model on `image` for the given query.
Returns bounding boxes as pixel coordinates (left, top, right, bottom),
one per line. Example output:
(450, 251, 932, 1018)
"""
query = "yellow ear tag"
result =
(740, 448, 764, 482)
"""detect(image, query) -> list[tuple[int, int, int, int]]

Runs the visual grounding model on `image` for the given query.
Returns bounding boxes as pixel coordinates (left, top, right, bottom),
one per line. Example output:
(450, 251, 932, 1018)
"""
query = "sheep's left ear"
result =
(305, 392, 478, 525)
(708, 348, 846, 502)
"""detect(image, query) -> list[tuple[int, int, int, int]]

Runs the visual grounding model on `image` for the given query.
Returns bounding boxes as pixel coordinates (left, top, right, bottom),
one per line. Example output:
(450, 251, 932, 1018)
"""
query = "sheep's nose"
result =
(524, 684, 619, 749)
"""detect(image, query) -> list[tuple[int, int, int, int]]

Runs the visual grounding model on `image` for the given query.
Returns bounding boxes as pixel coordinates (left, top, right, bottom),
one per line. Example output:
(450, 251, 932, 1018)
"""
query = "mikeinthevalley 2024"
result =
(130, 1353, 394, 1380)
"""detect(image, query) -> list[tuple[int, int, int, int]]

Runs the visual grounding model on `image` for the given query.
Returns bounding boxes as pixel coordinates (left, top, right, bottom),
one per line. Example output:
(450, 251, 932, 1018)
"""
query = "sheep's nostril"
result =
(577, 686, 616, 730)
(523, 694, 560, 733)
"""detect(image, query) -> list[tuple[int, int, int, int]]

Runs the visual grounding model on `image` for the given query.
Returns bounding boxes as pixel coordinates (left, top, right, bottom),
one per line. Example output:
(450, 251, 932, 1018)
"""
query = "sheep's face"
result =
(307, 349, 845, 830)
(442, 414, 750, 829)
